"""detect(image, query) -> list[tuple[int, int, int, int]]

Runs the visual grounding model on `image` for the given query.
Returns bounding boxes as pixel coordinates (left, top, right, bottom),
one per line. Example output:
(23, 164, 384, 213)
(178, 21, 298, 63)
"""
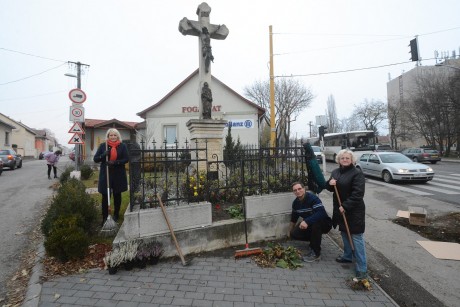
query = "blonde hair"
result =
(336, 149, 356, 164)
(106, 128, 122, 140)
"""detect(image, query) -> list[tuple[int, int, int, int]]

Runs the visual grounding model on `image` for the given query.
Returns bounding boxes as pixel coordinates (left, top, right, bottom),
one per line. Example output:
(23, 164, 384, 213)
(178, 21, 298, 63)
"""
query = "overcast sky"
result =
(1, 0, 459, 147)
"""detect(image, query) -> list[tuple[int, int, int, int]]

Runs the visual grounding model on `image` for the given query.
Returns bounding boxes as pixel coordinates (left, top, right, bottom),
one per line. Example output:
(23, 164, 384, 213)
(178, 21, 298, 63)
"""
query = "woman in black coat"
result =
(326, 149, 368, 280)
(93, 128, 129, 224)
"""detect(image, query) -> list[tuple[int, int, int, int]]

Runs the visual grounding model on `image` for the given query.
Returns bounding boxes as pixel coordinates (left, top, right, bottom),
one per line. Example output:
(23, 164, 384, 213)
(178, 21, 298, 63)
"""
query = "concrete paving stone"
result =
(224, 282, 244, 289)
(190, 299, 213, 306)
(89, 284, 111, 292)
(215, 287, 235, 295)
(316, 286, 339, 294)
(112, 292, 135, 301)
(204, 293, 225, 300)
(363, 302, 390, 307)
(196, 286, 216, 294)
(151, 295, 173, 304)
(171, 297, 194, 305)
(137, 303, 160, 307)
(37, 302, 60, 307)
(283, 297, 305, 305)
(55, 295, 79, 304)
(158, 283, 179, 291)
(86, 278, 109, 285)
(183, 274, 201, 280)
(75, 297, 100, 305)
(165, 290, 186, 298)
(342, 301, 367, 307)
(271, 290, 294, 298)
(167, 272, 185, 279)
(127, 287, 149, 295)
(178, 285, 198, 292)
(211, 301, 233, 307)
(329, 293, 352, 300)
(368, 294, 393, 302)
(105, 279, 125, 286)
(232, 302, 254, 307)
(252, 278, 271, 285)
(131, 294, 154, 303)
(302, 298, 326, 306)
(154, 277, 174, 284)
(184, 291, 205, 300)
(269, 279, 289, 286)
(106, 285, 129, 293)
(92, 291, 114, 300)
(253, 303, 275, 307)
(47, 281, 74, 289)
(72, 283, 92, 291)
(92, 298, 119, 306)
(233, 288, 254, 296)
(45, 288, 77, 297)
(118, 274, 141, 282)
(206, 280, 226, 288)
(121, 280, 144, 288)
(137, 276, 159, 283)
(348, 293, 371, 301)
(263, 295, 284, 304)
(144, 289, 167, 296)
(114, 300, 140, 307)
(73, 289, 95, 298)
(242, 295, 264, 303)
(223, 294, 244, 302)
(39, 294, 57, 302)
(290, 291, 312, 299)
(217, 276, 236, 283)
(322, 298, 346, 306)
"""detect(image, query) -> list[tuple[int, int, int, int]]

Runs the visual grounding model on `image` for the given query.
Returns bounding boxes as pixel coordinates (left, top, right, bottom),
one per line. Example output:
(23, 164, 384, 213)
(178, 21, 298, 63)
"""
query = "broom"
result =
(235, 193, 263, 258)
(101, 142, 118, 236)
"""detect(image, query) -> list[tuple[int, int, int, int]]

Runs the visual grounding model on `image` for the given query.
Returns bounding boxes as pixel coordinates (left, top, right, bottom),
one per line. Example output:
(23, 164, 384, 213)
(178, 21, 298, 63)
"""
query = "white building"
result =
(136, 70, 265, 149)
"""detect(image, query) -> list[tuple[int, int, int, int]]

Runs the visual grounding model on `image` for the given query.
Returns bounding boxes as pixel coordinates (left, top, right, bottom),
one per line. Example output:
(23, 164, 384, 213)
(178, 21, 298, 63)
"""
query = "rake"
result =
(101, 142, 118, 236)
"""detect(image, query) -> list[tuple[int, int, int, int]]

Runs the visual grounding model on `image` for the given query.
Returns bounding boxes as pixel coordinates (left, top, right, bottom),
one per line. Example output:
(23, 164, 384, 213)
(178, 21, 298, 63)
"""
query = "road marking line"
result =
(449, 174, 460, 177)
(435, 174, 459, 179)
(432, 177, 459, 185)
(428, 181, 460, 191)
(408, 184, 459, 194)
(367, 180, 433, 195)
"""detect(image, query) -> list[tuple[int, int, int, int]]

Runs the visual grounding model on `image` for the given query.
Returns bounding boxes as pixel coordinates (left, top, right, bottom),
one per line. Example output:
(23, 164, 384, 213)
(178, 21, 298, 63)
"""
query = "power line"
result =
(0, 47, 67, 62)
(275, 60, 416, 78)
(0, 62, 67, 86)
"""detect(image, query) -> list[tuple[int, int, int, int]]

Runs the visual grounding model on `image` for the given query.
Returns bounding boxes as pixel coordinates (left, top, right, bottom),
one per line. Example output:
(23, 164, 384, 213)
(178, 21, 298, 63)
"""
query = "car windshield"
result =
(0, 150, 9, 155)
(311, 146, 321, 153)
(380, 154, 412, 163)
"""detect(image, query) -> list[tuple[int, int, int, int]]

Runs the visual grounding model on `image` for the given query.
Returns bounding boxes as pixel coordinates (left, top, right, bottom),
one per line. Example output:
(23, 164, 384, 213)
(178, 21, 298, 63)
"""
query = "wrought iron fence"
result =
(128, 139, 308, 210)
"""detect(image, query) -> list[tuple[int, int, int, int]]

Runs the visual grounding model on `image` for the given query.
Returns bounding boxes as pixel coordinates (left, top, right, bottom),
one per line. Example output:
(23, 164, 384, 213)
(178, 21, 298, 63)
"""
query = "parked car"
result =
(401, 148, 441, 164)
(311, 145, 323, 164)
(0, 160, 3, 175)
(0, 149, 23, 169)
(356, 152, 434, 183)
(374, 144, 393, 151)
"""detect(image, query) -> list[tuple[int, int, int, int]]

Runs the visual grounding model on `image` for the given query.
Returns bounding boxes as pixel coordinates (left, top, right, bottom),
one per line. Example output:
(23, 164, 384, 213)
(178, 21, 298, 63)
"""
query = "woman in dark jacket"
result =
(326, 149, 367, 280)
(93, 128, 129, 224)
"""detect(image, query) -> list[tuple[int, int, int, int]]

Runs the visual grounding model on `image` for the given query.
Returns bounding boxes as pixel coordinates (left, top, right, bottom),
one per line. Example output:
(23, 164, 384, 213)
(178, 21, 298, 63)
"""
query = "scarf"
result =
(107, 140, 120, 161)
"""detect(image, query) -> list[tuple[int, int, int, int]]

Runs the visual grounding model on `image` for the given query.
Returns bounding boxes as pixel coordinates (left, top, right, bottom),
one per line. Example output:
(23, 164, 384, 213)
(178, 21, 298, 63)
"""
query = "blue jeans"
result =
(340, 232, 367, 274)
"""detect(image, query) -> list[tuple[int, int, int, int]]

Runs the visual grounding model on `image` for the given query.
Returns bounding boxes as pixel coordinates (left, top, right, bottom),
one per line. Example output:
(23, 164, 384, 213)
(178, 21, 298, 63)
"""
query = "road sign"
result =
(68, 122, 85, 134)
(69, 106, 85, 122)
(68, 133, 84, 144)
(69, 88, 87, 104)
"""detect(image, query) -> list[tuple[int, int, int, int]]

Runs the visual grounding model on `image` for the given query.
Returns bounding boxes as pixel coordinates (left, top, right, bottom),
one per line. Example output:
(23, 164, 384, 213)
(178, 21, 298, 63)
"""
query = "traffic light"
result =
(409, 38, 419, 62)
(318, 126, 327, 138)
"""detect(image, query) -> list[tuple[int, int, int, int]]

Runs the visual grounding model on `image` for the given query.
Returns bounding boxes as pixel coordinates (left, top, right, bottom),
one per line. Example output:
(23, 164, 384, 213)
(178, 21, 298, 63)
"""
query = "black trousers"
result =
(101, 193, 122, 222)
(290, 219, 326, 256)
(47, 164, 57, 177)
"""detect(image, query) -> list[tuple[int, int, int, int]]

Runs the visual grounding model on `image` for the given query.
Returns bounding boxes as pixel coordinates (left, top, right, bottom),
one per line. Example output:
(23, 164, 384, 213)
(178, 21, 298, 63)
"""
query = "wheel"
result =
(430, 161, 437, 164)
(412, 157, 418, 162)
(10, 162, 16, 170)
(382, 170, 393, 183)
(356, 166, 362, 173)
(333, 154, 337, 163)
(17, 160, 22, 168)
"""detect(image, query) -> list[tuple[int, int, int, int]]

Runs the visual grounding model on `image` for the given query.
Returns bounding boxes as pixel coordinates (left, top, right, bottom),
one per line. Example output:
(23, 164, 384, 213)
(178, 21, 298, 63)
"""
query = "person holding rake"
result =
(327, 149, 368, 280)
(94, 128, 129, 226)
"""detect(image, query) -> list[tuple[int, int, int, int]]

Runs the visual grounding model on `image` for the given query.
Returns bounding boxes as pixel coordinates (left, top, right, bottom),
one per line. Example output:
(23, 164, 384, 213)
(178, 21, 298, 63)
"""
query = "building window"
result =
(4, 131, 10, 146)
(164, 125, 177, 145)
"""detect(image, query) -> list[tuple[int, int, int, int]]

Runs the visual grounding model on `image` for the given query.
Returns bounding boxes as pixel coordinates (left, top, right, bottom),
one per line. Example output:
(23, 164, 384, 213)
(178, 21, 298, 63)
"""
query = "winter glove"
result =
(101, 150, 110, 158)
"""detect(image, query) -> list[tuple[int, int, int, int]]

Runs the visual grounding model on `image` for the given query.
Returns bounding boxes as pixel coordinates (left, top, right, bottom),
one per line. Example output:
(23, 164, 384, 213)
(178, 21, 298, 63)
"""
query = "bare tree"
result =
(244, 78, 314, 147)
(404, 69, 458, 154)
(339, 116, 363, 132)
(326, 95, 340, 133)
(352, 99, 387, 134)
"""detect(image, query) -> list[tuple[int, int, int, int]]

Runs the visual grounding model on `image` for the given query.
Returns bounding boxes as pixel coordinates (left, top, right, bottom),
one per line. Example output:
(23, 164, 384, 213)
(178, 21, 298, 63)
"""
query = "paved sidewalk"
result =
(26, 236, 397, 307)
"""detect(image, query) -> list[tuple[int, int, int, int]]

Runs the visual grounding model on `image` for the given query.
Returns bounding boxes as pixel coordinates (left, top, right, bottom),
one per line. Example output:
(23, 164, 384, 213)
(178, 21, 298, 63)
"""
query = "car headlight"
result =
(426, 167, 433, 172)
(397, 169, 409, 173)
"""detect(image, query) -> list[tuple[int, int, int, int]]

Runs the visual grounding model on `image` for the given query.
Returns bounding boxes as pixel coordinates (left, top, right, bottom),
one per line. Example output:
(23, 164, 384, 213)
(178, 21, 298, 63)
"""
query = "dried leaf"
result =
(21, 270, 28, 277)
(54, 293, 61, 299)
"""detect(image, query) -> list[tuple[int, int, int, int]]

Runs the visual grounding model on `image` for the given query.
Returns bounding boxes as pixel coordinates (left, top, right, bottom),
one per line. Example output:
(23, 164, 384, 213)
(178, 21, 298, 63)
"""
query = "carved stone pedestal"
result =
(186, 119, 227, 175)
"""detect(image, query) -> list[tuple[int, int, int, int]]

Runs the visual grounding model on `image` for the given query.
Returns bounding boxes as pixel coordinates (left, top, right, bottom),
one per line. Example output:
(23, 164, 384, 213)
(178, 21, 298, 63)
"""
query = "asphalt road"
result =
(0, 157, 71, 300)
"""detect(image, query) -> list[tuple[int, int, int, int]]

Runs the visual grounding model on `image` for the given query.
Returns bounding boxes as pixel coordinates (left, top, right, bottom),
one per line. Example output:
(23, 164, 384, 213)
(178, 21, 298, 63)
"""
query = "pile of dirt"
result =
(393, 212, 460, 243)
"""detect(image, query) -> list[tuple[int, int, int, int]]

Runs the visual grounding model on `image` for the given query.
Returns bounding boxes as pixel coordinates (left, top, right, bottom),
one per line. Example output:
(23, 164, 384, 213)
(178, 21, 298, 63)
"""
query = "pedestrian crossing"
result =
(366, 173, 460, 196)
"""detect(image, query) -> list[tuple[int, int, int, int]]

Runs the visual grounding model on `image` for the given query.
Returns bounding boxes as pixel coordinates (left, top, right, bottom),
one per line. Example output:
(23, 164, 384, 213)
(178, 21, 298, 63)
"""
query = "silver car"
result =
(356, 152, 434, 183)
(0, 149, 23, 170)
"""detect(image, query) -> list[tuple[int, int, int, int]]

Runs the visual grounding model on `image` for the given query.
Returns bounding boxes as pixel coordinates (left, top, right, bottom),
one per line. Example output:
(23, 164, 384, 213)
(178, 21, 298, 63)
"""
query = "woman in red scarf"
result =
(93, 128, 129, 225)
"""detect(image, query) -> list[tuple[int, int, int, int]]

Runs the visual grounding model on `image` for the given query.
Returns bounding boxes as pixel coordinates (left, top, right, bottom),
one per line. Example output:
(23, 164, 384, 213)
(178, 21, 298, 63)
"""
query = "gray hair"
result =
(106, 128, 122, 140)
(335, 149, 357, 164)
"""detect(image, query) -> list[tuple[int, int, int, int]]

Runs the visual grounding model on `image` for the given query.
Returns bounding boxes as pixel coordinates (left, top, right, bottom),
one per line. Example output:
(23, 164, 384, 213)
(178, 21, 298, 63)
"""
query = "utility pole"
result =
(308, 121, 312, 138)
(68, 61, 90, 171)
(269, 25, 276, 148)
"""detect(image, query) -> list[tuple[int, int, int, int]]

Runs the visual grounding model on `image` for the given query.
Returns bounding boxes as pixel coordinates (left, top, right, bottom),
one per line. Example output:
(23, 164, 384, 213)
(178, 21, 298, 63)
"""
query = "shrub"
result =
(44, 215, 90, 262)
(59, 166, 75, 184)
(42, 178, 99, 238)
(80, 164, 94, 180)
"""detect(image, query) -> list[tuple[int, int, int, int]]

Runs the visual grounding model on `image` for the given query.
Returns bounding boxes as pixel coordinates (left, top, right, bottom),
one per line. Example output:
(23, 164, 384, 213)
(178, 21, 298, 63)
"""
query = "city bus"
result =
(307, 130, 376, 162)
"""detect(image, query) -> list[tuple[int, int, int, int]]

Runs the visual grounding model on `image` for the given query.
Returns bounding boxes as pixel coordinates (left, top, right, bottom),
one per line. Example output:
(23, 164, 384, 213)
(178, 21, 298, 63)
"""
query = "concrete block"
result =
(245, 193, 292, 219)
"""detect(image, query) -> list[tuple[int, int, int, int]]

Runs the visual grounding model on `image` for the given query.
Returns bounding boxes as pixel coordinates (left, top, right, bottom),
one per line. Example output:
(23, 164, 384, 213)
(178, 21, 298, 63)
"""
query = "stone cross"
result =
(179, 2, 229, 119)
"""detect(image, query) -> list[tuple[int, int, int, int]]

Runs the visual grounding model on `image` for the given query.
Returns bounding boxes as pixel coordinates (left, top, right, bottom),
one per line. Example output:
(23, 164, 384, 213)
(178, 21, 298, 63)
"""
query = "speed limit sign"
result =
(69, 106, 85, 122)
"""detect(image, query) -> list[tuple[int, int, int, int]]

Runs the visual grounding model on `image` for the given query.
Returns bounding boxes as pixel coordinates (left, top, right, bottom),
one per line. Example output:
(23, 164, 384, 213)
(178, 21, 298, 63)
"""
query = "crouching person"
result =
(288, 182, 332, 262)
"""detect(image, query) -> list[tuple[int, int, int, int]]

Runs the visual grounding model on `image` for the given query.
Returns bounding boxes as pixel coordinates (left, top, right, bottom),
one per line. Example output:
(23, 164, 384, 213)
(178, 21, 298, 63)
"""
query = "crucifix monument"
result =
(179, 2, 229, 119)
(179, 2, 229, 176)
